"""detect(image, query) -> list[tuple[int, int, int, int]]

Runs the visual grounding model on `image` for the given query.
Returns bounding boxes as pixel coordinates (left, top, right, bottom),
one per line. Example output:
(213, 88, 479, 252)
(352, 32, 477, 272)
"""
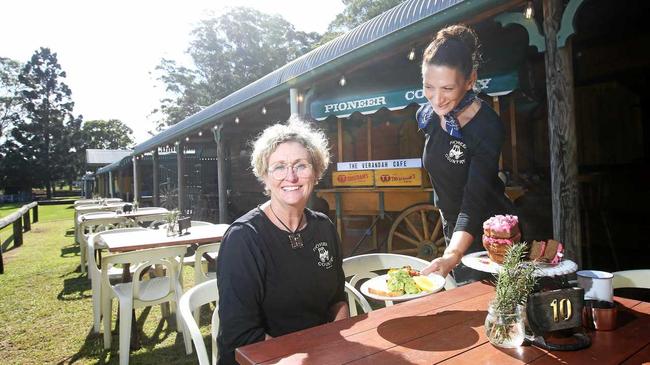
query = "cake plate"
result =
(461, 251, 577, 277)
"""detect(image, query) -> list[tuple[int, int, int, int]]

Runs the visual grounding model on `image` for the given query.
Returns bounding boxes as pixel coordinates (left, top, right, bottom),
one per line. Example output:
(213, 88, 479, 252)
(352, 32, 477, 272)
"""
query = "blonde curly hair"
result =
(250, 116, 330, 185)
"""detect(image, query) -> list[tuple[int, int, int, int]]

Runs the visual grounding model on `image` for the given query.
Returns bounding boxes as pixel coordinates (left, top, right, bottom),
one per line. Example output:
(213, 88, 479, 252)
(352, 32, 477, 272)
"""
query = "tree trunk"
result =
(542, 0, 582, 266)
(46, 181, 52, 200)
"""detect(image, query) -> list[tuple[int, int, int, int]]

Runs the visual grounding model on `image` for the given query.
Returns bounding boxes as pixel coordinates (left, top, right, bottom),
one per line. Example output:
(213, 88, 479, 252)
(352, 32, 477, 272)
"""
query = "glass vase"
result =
(485, 301, 525, 348)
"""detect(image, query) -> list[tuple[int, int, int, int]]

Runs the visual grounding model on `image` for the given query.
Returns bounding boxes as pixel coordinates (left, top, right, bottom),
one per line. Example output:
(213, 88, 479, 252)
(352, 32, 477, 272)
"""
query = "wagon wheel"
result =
(387, 203, 445, 260)
(159, 185, 178, 210)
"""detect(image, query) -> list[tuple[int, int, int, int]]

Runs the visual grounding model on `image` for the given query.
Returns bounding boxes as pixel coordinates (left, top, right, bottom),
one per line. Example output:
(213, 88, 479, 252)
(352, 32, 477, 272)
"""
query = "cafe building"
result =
(95, 0, 650, 271)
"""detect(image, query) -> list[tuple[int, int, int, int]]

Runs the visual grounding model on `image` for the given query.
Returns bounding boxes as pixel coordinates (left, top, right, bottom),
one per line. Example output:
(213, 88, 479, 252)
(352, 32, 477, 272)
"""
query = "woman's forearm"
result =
(330, 301, 349, 321)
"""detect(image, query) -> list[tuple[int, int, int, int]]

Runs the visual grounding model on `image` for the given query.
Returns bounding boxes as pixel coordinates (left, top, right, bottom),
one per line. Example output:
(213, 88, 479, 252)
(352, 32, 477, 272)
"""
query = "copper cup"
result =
(583, 300, 617, 331)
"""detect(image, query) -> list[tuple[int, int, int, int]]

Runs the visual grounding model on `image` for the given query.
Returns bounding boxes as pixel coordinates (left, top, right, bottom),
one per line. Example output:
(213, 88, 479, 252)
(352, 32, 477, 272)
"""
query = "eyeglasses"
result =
(268, 161, 313, 180)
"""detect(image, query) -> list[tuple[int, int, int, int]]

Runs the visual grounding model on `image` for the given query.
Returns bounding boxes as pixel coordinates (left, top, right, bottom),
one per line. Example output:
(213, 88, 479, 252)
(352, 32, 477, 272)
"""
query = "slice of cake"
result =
(528, 239, 564, 264)
(482, 215, 520, 264)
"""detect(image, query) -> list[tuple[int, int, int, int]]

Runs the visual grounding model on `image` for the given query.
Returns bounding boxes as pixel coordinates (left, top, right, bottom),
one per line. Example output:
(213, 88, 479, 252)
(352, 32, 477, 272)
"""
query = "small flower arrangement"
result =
(165, 209, 180, 236)
(485, 242, 537, 347)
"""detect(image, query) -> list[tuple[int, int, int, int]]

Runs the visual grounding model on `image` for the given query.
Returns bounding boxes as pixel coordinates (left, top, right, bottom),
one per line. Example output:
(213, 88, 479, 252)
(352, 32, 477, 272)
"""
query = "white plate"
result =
(360, 273, 446, 301)
(461, 251, 578, 277)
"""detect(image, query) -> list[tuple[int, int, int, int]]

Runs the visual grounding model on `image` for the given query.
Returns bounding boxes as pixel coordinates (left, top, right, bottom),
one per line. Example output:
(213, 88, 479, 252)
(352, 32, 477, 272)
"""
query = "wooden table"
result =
(98, 224, 230, 252)
(236, 281, 650, 364)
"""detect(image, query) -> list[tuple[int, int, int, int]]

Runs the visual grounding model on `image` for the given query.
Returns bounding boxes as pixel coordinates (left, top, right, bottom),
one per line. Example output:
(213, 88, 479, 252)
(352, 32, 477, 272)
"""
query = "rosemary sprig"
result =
(487, 242, 537, 345)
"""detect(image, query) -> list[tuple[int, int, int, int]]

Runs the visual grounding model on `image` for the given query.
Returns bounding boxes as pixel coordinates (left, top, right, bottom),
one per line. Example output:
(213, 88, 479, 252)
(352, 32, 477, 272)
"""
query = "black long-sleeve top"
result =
(416, 100, 512, 239)
(216, 207, 346, 365)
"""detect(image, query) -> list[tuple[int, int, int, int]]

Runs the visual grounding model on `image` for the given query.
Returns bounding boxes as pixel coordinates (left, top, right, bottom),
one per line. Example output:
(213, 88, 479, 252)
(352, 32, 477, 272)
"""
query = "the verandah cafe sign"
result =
(310, 72, 518, 120)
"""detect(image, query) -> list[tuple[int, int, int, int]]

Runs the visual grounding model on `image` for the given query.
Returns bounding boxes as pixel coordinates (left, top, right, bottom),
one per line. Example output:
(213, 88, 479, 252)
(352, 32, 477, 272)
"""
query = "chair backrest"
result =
(180, 279, 218, 365)
(102, 245, 188, 301)
(343, 253, 456, 313)
(87, 227, 151, 276)
(194, 242, 220, 285)
(613, 270, 650, 289)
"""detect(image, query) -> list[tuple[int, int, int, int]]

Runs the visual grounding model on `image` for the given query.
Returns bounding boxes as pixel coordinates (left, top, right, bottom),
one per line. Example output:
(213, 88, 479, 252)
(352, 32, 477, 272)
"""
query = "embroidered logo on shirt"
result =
(445, 140, 467, 164)
(313, 242, 334, 269)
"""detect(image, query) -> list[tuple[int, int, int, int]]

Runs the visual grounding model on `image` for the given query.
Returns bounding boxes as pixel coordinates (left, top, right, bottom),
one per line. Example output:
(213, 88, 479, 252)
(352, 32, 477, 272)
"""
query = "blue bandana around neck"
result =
(442, 90, 478, 140)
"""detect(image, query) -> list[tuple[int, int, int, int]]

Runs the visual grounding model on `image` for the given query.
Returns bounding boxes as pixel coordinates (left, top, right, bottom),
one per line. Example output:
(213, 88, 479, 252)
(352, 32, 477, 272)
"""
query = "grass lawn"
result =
(0, 203, 211, 364)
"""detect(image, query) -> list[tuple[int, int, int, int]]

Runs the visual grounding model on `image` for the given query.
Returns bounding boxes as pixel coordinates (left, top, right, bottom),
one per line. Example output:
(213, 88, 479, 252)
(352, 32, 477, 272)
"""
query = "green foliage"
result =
(81, 119, 134, 149)
(0, 57, 22, 137)
(153, 7, 320, 129)
(2, 48, 82, 198)
(493, 242, 537, 313)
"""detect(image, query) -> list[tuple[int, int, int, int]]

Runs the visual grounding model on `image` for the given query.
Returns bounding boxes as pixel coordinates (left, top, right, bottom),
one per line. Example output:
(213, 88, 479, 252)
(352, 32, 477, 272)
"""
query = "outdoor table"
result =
(74, 198, 123, 207)
(236, 281, 650, 364)
(97, 224, 229, 252)
(74, 203, 128, 238)
(77, 207, 169, 226)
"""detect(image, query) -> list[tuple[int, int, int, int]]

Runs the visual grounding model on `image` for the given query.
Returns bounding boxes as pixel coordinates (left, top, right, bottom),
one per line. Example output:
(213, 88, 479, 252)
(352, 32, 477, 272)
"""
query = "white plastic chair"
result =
(101, 245, 188, 365)
(78, 213, 133, 274)
(87, 228, 150, 334)
(342, 253, 456, 313)
(179, 279, 219, 363)
(179, 222, 221, 270)
(344, 282, 373, 316)
(613, 270, 650, 289)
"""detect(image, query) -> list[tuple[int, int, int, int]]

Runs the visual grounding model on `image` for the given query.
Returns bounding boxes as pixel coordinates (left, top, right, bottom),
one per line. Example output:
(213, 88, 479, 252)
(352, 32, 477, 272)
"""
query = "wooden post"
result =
(509, 97, 518, 178)
(13, 219, 23, 247)
(177, 142, 186, 214)
(213, 125, 229, 224)
(23, 211, 31, 232)
(366, 118, 372, 160)
(33, 205, 39, 223)
(153, 150, 160, 207)
(543, 0, 582, 266)
(132, 156, 140, 203)
(337, 119, 343, 161)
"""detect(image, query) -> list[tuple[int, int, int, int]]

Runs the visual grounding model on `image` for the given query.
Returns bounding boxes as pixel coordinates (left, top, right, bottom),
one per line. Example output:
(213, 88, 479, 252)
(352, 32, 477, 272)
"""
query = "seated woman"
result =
(216, 116, 348, 364)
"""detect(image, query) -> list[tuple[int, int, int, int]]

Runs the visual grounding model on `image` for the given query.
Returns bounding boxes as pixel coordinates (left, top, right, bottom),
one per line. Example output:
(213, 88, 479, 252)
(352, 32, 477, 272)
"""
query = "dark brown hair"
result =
(422, 24, 481, 79)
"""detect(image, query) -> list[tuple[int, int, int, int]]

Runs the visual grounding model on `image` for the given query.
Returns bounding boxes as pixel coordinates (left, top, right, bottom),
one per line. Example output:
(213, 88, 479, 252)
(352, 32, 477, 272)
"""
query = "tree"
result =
(316, 0, 405, 47)
(0, 57, 22, 137)
(81, 119, 134, 149)
(8, 47, 81, 198)
(153, 7, 320, 129)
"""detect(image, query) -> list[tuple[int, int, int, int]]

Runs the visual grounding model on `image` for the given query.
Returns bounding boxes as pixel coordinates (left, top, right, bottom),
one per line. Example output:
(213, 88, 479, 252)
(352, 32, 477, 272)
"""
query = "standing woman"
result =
(216, 117, 348, 364)
(418, 25, 513, 284)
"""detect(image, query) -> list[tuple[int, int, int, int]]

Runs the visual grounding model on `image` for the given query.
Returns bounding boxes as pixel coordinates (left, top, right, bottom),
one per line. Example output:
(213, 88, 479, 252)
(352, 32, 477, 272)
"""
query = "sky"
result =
(1, 0, 345, 144)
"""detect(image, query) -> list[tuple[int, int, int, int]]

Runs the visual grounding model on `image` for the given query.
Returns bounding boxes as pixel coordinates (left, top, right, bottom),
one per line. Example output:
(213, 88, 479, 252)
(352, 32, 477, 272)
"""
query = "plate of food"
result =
(360, 266, 446, 301)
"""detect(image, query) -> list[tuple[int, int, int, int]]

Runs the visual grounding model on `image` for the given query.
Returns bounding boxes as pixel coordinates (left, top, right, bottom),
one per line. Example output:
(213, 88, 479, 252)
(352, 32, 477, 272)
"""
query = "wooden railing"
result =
(0, 202, 39, 274)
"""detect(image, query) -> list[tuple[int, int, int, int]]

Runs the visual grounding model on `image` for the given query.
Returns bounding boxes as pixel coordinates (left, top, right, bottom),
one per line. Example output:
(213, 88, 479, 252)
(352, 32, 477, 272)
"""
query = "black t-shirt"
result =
(417, 101, 512, 239)
(216, 206, 345, 365)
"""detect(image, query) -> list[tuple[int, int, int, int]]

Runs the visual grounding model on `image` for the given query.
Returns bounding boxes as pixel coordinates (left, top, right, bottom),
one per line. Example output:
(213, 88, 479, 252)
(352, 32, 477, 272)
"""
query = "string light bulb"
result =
(185, 136, 190, 142)
(297, 94, 304, 103)
(339, 75, 346, 87)
(198, 131, 203, 137)
(261, 106, 267, 115)
(524, 1, 534, 19)
(407, 48, 416, 61)
(235, 116, 240, 124)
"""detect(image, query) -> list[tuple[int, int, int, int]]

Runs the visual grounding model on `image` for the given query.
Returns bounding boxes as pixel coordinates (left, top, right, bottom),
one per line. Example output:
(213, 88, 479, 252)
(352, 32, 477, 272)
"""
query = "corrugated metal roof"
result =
(85, 149, 132, 165)
(96, 0, 511, 173)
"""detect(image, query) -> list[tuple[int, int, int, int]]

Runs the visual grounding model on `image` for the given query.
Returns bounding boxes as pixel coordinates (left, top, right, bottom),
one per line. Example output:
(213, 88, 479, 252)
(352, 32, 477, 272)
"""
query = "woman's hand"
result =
(421, 230, 473, 277)
(421, 251, 461, 277)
